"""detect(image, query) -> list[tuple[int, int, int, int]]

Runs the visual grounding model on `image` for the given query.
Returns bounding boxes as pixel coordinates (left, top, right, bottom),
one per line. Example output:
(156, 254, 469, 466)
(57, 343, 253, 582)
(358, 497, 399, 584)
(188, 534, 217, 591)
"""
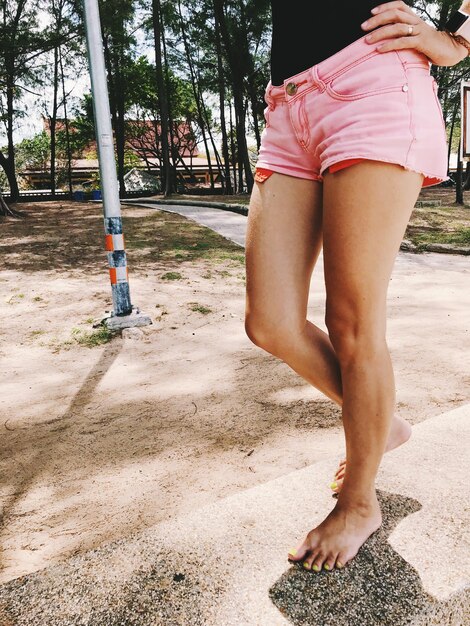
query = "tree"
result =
(42, 0, 83, 196)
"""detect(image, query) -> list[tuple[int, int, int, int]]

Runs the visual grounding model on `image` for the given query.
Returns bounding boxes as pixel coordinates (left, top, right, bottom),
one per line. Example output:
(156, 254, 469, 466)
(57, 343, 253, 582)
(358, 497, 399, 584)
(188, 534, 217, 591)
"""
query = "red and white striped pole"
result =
(83, 0, 150, 330)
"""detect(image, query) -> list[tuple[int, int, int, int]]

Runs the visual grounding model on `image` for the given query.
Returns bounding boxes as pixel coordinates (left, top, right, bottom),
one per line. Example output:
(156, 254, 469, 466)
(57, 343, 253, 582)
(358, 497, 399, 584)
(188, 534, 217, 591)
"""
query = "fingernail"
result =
(324, 563, 331, 570)
(288, 548, 297, 556)
(312, 564, 321, 572)
(365, 34, 372, 41)
(330, 481, 337, 489)
(361, 20, 369, 27)
(371, 6, 379, 13)
(303, 561, 310, 568)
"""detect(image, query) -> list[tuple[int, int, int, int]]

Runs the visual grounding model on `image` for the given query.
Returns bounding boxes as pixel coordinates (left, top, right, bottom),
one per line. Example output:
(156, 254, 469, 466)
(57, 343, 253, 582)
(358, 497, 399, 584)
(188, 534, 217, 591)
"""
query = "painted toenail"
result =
(303, 561, 310, 568)
(312, 564, 321, 572)
(330, 482, 337, 489)
(336, 561, 344, 568)
(288, 548, 297, 556)
(324, 563, 330, 570)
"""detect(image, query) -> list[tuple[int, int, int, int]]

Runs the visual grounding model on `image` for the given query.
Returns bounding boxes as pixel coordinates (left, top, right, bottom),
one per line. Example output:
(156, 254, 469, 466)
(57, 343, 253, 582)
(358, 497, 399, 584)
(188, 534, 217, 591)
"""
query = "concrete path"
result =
(0, 404, 468, 625)
(123, 200, 249, 247)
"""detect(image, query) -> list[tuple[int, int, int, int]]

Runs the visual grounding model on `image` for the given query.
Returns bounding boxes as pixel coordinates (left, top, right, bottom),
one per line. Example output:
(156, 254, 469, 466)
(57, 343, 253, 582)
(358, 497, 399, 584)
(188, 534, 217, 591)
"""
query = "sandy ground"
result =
(0, 201, 469, 585)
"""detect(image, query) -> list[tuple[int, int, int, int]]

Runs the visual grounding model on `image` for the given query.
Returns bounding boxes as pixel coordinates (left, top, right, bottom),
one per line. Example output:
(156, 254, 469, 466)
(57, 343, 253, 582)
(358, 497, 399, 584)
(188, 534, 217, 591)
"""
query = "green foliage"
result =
(15, 132, 51, 172)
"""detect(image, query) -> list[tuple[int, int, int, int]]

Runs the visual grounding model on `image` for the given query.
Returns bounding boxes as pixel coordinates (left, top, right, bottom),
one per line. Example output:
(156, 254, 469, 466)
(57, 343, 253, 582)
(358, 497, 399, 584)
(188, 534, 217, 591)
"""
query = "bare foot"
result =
(287, 494, 382, 570)
(331, 415, 412, 494)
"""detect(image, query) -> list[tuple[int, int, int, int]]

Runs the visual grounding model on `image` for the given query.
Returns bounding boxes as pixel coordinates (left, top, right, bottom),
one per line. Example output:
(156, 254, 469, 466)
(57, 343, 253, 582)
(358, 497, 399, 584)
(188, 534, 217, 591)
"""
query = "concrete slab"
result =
(0, 405, 468, 626)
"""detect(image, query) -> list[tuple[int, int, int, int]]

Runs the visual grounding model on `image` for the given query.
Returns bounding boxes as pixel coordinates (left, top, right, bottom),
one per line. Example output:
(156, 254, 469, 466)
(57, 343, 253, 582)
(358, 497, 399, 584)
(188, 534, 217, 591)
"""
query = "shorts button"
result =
(402, 84, 409, 92)
(286, 82, 298, 96)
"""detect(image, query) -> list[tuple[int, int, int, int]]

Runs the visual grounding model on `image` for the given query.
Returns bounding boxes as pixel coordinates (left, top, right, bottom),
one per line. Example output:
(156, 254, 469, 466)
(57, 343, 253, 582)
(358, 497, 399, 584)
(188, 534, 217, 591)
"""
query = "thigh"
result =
(322, 160, 423, 333)
(245, 172, 323, 335)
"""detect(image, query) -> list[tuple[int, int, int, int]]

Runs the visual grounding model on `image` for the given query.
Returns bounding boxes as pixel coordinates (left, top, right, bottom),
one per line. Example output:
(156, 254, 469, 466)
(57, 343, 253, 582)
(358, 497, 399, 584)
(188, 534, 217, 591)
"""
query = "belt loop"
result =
(311, 65, 326, 93)
(265, 81, 276, 109)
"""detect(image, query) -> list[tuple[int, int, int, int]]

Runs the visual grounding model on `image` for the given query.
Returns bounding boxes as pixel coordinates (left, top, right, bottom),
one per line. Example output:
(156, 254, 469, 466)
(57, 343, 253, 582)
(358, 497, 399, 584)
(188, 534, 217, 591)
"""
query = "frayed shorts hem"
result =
(320, 155, 450, 188)
(254, 161, 323, 183)
(255, 156, 450, 188)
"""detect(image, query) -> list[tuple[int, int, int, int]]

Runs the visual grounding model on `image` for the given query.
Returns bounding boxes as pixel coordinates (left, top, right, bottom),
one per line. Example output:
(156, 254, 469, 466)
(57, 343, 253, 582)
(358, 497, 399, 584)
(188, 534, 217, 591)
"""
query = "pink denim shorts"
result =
(256, 34, 449, 188)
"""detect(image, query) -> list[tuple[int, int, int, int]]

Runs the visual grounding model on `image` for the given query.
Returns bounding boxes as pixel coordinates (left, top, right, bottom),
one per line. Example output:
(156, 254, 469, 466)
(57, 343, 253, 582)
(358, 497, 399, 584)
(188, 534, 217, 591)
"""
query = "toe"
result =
(301, 548, 320, 571)
(287, 539, 310, 562)
(336, 548, 356, 569)
(323, 554, 337, 571)
(311, 554, 325, 572)
(330, 477, 343, 493)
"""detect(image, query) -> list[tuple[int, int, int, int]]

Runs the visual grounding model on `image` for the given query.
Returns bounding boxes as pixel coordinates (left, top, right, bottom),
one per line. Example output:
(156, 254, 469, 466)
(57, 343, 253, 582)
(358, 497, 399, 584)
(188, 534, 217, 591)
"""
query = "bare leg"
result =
(245, 172, 411, 492)
(245, 172, 330, 391)
(287, 161, 423, 570)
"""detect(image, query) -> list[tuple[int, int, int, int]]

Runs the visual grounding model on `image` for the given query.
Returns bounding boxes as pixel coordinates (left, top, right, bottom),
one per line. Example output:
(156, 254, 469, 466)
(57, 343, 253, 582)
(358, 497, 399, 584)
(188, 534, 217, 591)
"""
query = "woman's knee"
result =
(325, 308, 387, 364)
(244, 313, 303, 355)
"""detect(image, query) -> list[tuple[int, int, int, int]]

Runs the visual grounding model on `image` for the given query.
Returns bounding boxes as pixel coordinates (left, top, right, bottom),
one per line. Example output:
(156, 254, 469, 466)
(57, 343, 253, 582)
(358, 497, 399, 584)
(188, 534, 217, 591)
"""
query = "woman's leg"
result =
(288, 160, 424, 570)
(245, 172, 344, 403)
(245, 170, 411, 476)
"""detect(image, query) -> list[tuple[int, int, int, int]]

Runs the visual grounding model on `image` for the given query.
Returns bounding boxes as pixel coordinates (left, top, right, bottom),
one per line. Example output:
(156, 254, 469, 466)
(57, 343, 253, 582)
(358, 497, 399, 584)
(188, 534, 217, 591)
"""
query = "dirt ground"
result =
(1, 200, 469, 585)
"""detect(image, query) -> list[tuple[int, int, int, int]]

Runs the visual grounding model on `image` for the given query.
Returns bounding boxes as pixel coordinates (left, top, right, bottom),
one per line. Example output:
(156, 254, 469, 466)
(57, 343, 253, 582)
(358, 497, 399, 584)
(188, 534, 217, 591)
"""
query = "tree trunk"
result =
(214, 8, 233, 194)
(161, 13, 178, 190)
(456, 142, 464, 205)
(102, 35, 127, 199)
(115, 62, 127, 198)
(152, 0, 174, 196)
(229, 102, 237, 193)
(59, 46, 74, 198)
(213, 0, 254, 193)
(50, 45, 60, 196)
(447, 98, 458, 176)
(177, 0, 217, 189)
(4, 68, 20, 201)
(0, 190, 24, 217)
(463, 161, 470, 191)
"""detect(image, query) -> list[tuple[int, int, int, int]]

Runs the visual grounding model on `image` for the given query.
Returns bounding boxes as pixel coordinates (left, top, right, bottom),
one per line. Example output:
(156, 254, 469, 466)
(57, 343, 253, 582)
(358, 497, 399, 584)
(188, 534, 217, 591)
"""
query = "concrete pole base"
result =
(99, 306, 152, 331)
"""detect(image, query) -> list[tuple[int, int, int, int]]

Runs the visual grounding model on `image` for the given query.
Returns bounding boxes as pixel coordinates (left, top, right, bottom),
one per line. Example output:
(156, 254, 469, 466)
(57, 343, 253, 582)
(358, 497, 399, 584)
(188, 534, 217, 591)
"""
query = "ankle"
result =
(336, 488, 379, 511)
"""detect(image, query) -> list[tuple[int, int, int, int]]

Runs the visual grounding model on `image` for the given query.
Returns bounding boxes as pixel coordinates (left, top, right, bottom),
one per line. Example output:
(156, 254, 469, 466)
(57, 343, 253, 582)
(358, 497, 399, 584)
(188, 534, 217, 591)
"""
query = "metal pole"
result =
(82, 0, 151, 329)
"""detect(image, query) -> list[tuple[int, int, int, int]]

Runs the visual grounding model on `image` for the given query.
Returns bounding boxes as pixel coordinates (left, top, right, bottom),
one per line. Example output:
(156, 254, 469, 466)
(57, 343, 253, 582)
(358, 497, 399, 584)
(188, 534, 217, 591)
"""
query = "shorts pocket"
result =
(325, 50, 407, 101)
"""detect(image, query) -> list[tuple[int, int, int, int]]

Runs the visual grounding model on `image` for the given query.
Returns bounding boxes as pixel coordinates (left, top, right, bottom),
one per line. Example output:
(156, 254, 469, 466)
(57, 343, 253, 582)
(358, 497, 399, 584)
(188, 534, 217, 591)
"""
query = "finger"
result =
(375, 34, 421, 53)
(362, 8, 420, 31)
(370, 1, 417, 17)
(365, 22, 420, 43)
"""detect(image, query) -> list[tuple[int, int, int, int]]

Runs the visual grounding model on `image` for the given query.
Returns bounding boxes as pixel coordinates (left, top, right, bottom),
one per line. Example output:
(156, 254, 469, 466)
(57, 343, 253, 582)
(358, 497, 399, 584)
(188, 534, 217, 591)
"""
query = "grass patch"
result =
(405, 206, 470, 247)
(407, 225, 470, 246)
(70, 326, 116, 347)
(164, 193, 251, 206)
(161, 271, 183, 280)
(188, 302, 212, 314)
(123, 212, 244, 266)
